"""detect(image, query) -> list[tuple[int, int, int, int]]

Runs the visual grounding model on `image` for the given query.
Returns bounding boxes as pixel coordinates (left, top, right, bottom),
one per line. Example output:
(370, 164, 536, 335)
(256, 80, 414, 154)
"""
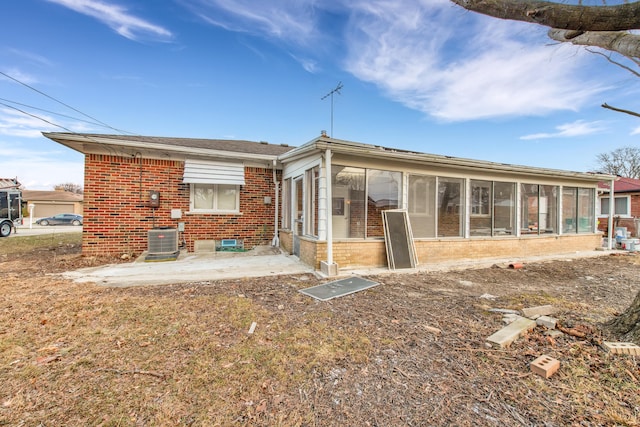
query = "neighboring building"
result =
(22, 190, 83, 218)
(43, 132, 614, 272)
(597, 177, 640, 237)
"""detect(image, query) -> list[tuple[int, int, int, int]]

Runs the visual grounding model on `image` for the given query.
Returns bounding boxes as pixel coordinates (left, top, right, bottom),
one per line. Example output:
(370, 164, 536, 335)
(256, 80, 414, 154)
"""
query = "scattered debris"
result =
(508, 262, 524, 269)
(530, 355, 560, 378)
(479, 293, 498, 300)
(486, 316, 537, 348)
(536, 315, 557, 329)
(423, 325, 442, 335)
(521, 305, 556, 319)
(248, 322, 257, 334)
(488, 308, 519, 315)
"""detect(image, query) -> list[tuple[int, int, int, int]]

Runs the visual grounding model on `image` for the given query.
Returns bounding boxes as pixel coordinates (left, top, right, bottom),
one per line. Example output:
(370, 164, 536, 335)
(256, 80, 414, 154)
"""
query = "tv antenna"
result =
(321, 81, 343, 138)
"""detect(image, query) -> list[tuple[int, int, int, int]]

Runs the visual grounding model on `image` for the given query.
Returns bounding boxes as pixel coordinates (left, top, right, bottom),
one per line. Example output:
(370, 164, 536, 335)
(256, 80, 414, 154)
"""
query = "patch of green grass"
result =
(0, 232, 81, 255)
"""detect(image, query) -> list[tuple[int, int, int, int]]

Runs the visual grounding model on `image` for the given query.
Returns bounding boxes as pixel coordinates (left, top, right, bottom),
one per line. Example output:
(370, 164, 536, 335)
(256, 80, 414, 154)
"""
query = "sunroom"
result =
(278, 135, 615, 274)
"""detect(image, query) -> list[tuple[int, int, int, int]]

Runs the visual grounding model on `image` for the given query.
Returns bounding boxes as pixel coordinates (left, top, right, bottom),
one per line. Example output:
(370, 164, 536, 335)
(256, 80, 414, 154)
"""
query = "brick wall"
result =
(83, 154, 279, 256)
(292, 234, 602, 270)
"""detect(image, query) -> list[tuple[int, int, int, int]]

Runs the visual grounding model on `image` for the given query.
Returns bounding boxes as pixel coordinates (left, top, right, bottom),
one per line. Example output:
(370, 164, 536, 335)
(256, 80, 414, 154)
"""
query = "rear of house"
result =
(44, 132, 614, 273)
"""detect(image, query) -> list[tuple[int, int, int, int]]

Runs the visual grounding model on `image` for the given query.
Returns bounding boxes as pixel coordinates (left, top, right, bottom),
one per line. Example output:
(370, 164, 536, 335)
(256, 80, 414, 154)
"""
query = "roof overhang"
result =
(43, 132, 284, 168)
(279, 136, 616, 183)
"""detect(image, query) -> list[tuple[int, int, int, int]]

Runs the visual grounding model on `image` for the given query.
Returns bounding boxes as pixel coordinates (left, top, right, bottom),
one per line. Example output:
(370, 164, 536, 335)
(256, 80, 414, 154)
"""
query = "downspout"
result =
(608, 178, 615, 250)
(272, 159, 280, 247)
(325, 148, 333, 265)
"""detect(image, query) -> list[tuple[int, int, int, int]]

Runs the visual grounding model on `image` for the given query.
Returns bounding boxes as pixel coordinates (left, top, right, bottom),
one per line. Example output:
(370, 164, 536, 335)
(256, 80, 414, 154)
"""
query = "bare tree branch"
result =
(548, 29, 640, 59)
(585, 48, 640, 78)
(450, 0, 640, 31)
(601, 103, 640, 119)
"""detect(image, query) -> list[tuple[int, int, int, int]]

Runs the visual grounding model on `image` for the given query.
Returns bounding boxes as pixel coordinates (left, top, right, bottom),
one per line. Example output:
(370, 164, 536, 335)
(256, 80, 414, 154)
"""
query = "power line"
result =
(0, 70, 133, 135)
(0, 101, 78, 133)
(0, 97, 118, 129)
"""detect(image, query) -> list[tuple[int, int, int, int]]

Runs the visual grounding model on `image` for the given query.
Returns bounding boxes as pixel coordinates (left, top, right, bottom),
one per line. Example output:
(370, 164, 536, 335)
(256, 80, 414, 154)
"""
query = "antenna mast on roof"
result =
(321, 81, 343, 138)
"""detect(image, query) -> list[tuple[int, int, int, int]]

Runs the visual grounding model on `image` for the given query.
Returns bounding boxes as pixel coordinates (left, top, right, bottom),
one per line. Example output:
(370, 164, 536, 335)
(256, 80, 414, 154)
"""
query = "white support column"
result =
(608, 178, 615, 250)
(325, 149, 333, 265)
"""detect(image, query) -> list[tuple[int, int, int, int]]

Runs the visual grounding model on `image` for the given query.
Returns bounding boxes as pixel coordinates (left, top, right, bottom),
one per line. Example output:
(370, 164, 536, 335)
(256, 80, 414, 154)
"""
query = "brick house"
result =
(44, 132, 615, 273)
(597, 177, 640, 237)
(43, 133, 293, 256)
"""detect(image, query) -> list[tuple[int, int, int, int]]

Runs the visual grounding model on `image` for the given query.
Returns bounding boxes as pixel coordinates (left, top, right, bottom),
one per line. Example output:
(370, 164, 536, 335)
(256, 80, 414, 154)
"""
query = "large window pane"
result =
(493, 182, 515, 236)
(578, 188, 594, 233)
(217, 185, 237, 210)
(408, 174, 436, 238)
(520, 184, 539, 234)
(194, 184, 214, 210)
(367, 170, 401, 237)
(332, 166, 365, 238)
(562, 187, 577, 233)
(438, 178, 463, 237)
(540, 185, 558, 234)
(470, 180, 491, 236)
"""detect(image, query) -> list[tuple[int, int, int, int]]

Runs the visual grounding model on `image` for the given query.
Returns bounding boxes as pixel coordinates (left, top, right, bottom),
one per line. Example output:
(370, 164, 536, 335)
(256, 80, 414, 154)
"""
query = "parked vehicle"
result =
(36, 213, 83, 226)
(0, 188, 22, 237)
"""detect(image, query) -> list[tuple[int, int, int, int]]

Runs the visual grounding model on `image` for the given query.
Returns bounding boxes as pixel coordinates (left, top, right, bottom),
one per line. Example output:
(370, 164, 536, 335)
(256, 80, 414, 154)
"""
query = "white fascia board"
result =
(281, 136, 615, 183)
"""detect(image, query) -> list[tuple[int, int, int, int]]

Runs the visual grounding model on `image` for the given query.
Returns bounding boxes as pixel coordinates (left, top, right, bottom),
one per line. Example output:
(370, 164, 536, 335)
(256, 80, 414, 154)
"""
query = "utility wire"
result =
(0, 97, 115, 129)
(0, 70, 133, 135)
(0, 101, 78, 134)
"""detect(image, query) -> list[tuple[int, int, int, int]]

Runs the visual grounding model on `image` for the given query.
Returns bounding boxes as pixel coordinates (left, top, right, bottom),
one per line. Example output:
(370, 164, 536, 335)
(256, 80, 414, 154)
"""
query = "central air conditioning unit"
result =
(145, 227, 180, 262)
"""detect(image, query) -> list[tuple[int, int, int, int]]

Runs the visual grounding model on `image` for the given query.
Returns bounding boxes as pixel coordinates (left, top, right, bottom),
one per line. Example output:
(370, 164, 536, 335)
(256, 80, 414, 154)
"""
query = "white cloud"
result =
(185, 0, 323, 46)
(0, 108, 59, 137)
(520, 120, 607, 140)
(0, 68, 40, 85)
(0, 108, 99, 138)
(0, 143, 84, 190)
(45, 0, 172, 41)
(631, 126, 640, 136)
(343, 0, 606, 121)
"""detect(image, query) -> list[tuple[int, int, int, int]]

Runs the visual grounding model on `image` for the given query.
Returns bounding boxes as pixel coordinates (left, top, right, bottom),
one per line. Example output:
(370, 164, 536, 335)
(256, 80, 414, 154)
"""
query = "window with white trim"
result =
(190, 183, 239, 213)
(600, 196, 630, 217)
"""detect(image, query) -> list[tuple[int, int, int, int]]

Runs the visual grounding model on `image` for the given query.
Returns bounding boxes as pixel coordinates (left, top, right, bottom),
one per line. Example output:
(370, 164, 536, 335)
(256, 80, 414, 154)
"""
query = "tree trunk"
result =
(607, 289, 640, 343)
(450, 0, 640, 31)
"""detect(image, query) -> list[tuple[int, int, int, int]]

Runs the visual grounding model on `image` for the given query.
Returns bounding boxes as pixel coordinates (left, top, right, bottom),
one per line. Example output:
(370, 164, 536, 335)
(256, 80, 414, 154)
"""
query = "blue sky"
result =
(1, 0, 638, 190)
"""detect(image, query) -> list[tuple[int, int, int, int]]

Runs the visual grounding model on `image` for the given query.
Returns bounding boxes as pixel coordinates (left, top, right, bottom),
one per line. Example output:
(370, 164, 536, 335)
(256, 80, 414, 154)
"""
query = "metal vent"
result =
(148, 228, 178, 255)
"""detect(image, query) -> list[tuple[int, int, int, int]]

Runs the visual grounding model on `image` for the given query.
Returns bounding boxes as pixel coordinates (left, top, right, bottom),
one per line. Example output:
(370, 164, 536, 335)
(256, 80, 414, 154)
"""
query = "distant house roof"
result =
(0, 178, 20, 190)
(42, 133, 295, 162)
(22, 190, 83, 202)
(598, 176, 640, 193)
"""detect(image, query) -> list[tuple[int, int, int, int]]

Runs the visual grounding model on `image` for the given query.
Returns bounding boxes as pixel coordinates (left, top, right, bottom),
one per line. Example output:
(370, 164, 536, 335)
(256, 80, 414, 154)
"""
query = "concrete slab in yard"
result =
(521, 305, 556, 319)
(487, 316, 537, 348)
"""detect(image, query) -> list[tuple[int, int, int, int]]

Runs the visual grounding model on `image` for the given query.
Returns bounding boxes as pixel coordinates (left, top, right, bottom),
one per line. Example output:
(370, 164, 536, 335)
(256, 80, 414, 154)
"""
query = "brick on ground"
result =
(486, 316, 537, 348)
(531, 355, 560, 378)
(603, 341, 640, 356)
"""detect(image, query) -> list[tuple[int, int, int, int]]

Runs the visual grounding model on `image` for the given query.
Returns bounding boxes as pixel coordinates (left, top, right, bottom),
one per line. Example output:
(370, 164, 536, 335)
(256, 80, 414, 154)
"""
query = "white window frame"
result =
(189, 183, 240, 214)
(599, 195, 631, 217)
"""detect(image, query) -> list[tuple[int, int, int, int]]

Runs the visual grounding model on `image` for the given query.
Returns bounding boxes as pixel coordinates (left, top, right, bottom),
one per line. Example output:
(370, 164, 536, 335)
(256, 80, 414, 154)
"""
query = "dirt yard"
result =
(1, 234, 639, 426)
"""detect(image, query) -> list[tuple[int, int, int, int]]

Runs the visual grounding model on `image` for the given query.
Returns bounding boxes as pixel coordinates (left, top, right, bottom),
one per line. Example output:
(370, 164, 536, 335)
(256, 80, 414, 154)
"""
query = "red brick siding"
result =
(83, 154, 279, 255)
